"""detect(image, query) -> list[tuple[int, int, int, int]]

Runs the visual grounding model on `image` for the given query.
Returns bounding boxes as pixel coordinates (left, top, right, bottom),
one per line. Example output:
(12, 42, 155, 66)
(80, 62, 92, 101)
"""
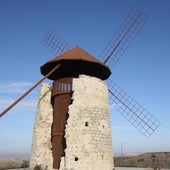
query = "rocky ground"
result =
(114, 152, 170, 169)
(0, 152, 170, 169)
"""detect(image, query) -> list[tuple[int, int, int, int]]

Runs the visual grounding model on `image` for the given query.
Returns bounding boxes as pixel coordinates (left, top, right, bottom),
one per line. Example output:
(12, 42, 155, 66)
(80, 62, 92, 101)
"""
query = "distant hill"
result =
(0, 153, 30, 169)
(0, 158, 29, 169)
(114, 152, 170, 169)
(1, 152, 170, 169)
(0, 153, 30, 159)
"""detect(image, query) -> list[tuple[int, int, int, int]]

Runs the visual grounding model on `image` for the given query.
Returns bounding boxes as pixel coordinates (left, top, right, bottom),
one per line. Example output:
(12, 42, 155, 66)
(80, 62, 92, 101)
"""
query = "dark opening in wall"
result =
(85, 122, 89, 127)
(75, 157, 79, 161)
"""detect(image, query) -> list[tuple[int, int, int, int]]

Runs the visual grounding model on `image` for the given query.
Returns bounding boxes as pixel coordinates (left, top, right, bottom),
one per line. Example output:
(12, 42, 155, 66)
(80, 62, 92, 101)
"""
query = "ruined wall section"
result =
(60, 75, 114, 170)
(29, 83, 53, 170)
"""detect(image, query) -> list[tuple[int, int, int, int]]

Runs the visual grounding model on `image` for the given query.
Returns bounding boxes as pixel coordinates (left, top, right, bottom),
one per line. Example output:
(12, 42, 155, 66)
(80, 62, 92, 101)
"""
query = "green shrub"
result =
(33, 164, 43, 170)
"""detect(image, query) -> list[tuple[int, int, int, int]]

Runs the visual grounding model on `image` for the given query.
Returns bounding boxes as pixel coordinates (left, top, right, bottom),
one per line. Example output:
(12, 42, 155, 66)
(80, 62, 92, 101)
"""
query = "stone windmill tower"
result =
(0, 8, 161, 170)
(29, 46, 113, 169)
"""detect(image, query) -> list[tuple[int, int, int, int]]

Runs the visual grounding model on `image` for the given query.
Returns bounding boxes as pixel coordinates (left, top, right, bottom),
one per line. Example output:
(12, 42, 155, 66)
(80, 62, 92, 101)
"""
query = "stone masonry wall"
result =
(29, 75, 114, 170)
(60, 75, 114, 170)
(29, 83, 53, 170)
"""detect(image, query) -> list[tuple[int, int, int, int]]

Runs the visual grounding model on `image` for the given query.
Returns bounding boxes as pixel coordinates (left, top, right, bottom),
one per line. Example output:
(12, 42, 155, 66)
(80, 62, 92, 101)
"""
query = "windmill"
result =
(0, 8, 161, 170)
(41, 8, 161, 139)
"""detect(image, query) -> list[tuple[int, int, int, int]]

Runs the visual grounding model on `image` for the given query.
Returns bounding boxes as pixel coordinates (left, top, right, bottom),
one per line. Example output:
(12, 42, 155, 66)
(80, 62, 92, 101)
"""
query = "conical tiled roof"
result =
(40, 46, 111, 80)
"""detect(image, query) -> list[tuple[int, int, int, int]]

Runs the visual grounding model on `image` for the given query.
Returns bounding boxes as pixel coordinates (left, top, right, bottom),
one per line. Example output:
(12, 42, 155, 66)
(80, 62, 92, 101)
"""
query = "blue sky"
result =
(0, 0, 170, 157)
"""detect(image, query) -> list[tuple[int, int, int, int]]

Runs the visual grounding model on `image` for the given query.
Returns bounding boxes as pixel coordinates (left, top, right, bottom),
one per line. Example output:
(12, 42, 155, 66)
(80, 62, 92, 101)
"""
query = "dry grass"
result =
(114, 152, 170, 169)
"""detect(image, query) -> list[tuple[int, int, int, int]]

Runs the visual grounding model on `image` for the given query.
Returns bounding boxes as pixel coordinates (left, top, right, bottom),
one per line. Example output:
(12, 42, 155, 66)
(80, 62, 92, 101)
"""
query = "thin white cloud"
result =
(0, 81, 33, 94)
(0, 97, 38, 112)
(19, 100, 38, 110)
(0, 81, 39, 114)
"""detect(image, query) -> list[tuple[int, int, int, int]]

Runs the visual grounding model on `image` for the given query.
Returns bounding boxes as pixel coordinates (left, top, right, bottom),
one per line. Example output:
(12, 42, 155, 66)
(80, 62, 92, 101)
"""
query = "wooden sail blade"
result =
(107, 79, 161, 138)
(42, 31, 72, 56)
(0, 64, 60, 118)
(99, 8, 148, 68)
